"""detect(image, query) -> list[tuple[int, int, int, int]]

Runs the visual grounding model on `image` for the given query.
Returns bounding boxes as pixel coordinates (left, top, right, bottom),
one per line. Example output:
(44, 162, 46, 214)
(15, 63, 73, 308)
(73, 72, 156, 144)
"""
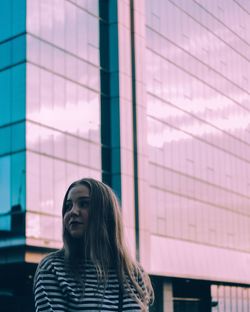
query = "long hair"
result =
(62, 178, 154, 310)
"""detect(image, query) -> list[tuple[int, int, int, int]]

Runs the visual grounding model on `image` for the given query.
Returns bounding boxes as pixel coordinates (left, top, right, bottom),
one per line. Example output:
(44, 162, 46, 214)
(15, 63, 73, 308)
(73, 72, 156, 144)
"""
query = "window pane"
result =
(40, 156, 54, 214)
(27, 152, 40, 212)
(0, 156, 11, 215)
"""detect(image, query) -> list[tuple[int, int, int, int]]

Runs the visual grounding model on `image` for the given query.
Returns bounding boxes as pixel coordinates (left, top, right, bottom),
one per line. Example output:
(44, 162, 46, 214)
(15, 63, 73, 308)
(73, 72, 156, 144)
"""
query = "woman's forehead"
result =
(67, 184, 90, 200)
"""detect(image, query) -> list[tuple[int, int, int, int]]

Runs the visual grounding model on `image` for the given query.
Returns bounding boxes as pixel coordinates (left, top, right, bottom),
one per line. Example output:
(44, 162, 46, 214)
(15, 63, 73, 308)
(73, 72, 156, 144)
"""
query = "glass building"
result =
(0, 0, 250, 311)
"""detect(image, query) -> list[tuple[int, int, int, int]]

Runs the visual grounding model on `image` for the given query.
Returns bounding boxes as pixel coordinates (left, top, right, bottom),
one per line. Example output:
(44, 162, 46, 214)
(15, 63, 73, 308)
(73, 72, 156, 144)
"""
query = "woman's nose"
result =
(71, 203, 80, 215)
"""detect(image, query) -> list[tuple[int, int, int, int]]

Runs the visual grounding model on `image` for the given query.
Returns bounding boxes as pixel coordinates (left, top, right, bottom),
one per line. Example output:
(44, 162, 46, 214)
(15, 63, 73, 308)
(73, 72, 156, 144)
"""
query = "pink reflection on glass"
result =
(27, 77, 100, 143)
(26, 212, 40, 238)
(150, 235, 250, 283)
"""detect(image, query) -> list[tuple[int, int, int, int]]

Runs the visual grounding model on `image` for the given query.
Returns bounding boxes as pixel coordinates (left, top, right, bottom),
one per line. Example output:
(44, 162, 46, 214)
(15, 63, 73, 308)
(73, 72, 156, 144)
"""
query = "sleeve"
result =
(34, 267, 67, 312)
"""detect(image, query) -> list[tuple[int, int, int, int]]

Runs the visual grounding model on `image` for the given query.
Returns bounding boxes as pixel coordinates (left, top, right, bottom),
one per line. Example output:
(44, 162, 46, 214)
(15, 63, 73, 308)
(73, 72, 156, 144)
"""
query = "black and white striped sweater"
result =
(34, 250, 145, 311)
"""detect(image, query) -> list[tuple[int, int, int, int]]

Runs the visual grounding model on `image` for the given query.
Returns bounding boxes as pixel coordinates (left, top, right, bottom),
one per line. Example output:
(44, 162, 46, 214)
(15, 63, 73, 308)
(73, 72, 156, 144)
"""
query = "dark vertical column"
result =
(149, 277, 164, 312)
(129, 0, 140, 261)
(99, 0, 122, 200)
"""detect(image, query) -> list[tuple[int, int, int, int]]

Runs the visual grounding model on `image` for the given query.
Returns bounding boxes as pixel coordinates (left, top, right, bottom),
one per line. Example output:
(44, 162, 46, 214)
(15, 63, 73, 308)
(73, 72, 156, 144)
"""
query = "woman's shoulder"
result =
(33, 250, 67, 293)
(37, 249, 65, 271)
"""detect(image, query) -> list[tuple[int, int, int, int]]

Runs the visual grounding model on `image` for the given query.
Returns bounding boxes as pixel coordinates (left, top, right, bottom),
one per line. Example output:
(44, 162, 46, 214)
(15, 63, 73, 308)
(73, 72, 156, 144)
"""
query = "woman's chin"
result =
(69, 231, 85, 239)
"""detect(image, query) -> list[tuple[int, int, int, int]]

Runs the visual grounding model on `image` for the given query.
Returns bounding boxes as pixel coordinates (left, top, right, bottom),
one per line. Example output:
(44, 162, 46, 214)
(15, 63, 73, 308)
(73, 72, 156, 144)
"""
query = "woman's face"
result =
(63, 184, 90, 239)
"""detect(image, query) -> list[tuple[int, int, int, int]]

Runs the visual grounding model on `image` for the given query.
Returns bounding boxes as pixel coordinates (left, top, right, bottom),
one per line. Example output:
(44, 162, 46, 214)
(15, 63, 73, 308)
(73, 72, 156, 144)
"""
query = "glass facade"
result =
(0, 0, 26, 236)
(145, 0, 250, 253)
(211, 284, 250, 311)
(25, 0, 101, 248)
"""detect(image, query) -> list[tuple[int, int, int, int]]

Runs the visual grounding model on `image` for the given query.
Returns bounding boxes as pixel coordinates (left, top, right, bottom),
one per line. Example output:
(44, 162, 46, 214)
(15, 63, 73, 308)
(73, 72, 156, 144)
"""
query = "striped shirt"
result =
(34, 250, 145, 311)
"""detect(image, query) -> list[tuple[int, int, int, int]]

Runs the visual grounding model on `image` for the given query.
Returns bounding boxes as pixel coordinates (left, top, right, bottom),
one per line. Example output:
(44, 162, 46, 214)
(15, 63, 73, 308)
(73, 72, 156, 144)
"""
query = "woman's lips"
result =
(69, 221, 83, 226)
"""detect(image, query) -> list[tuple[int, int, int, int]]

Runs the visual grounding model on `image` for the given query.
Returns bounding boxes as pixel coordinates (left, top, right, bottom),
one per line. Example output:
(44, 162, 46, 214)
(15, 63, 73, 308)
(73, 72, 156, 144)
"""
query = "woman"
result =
(34, 178, 154, 311)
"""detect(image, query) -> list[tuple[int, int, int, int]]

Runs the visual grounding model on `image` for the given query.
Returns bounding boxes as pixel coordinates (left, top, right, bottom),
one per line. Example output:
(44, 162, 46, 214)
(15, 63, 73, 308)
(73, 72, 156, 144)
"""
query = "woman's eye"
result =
(65, 201, 73, 211)
(78, 199, 89, 209)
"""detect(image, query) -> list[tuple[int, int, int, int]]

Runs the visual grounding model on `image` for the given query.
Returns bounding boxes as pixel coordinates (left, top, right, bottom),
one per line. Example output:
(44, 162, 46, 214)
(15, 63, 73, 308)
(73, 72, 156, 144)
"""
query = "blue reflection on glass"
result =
(12, 64, 26, 123)
(11, 152, 26, 210)
(12, 0, 26, 36)
(0, 0, 12, 41)
(0, 70, 11, 126)
(0, 156, 11, 230)
(0, 126, 11, 155)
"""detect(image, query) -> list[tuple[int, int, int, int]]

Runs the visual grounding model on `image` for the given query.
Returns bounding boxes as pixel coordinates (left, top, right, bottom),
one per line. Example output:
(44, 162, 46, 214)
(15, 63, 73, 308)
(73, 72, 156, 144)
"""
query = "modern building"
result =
(0, 0, 250, 311)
